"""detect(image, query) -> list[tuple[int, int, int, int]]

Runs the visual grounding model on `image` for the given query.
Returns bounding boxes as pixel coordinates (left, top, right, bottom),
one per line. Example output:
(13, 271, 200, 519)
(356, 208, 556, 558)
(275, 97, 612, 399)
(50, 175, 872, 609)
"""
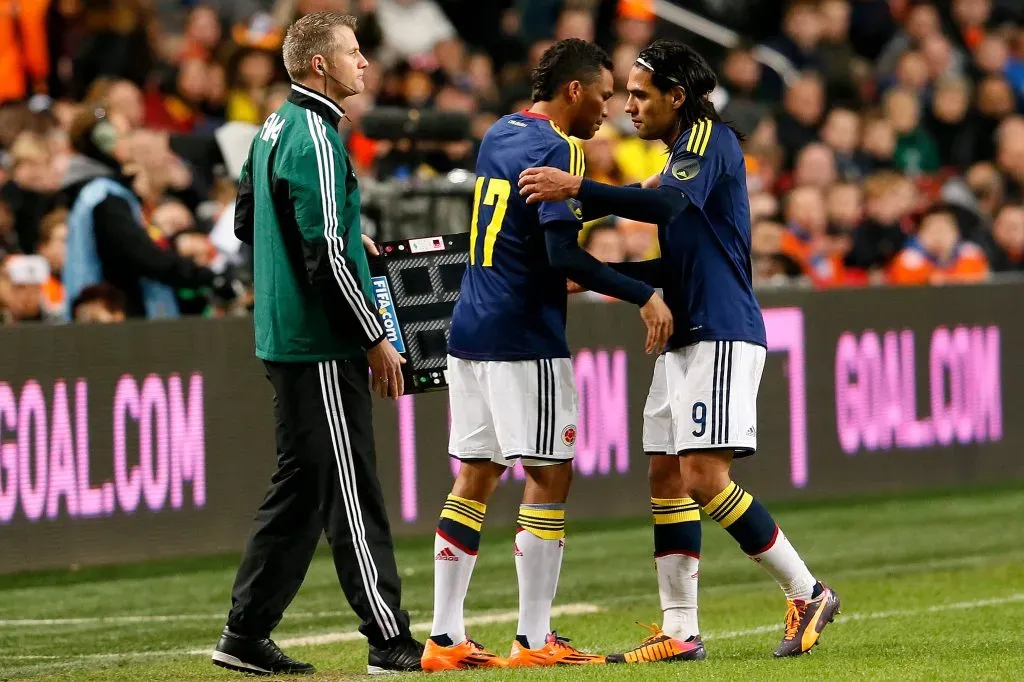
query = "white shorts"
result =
(447, 355, 578, 467)
(643, 341, 766, 456)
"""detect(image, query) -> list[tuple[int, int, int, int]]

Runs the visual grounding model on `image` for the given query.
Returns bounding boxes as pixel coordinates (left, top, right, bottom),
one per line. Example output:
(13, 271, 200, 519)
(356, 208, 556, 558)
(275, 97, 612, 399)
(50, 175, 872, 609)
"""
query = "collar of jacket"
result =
(288, 82, 345, 129)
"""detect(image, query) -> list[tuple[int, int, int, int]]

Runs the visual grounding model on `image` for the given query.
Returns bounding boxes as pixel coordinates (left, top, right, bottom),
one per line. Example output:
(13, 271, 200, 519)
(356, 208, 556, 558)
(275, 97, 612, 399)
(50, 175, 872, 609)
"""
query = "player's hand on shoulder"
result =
(519, 166, 581, 204)
(641, 172, 662, 189)
(638, 292, 673, 355)
(367, 339, 406, 399)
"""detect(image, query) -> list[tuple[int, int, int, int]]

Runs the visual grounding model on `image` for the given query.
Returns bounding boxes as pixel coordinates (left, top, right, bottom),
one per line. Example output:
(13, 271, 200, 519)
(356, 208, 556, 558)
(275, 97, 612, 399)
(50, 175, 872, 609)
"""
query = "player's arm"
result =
(233, 152, 255, 246)
(283, 139, 385, 348)
(580, 182, 639, 222)
(544, 222, 654, 305)
(521, 170, 688, 225)
(608, 259, 664, 288)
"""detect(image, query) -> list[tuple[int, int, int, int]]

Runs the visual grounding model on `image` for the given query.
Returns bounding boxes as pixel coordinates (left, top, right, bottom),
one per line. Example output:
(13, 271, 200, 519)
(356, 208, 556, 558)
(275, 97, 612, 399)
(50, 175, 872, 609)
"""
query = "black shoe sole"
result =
(212, 651, 315, 676)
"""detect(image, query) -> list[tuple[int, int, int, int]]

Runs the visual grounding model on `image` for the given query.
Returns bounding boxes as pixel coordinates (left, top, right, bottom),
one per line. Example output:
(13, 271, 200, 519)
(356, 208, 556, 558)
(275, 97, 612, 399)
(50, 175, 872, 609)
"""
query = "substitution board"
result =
(368, 232, 470, 394)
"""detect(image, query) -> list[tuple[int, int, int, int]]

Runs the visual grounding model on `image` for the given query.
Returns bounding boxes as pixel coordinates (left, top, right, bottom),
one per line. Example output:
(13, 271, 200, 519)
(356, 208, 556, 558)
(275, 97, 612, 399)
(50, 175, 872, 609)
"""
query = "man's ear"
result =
(567, 80, 582, 104)
(672, 86, 687, 111)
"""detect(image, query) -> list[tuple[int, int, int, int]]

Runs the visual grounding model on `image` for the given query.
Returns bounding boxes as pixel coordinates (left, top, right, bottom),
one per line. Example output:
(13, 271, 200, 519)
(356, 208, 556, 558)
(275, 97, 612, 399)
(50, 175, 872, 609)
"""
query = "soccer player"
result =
(518, 39, 841, 661)
(420, 39, 674, 672)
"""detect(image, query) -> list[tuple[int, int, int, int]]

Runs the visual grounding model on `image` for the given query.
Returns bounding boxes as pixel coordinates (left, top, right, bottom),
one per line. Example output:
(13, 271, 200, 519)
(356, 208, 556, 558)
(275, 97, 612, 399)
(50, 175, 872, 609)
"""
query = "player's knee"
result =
(451, 461, 505, 503)
(648, 455, 685, 498)
(681, 452, 732, 505)
(522, 461, 573, 504)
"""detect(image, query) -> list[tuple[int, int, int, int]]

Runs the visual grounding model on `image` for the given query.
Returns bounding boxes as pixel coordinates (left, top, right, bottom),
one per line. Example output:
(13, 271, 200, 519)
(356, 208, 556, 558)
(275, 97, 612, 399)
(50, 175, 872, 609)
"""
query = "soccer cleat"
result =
(211, 627, 315, 675)
(606, 623, 707, 663)
(421, 638, 509, 671)
(507, 632, 606, 667)
(774, 582, 842, 657)
(368, 636, 424, 674)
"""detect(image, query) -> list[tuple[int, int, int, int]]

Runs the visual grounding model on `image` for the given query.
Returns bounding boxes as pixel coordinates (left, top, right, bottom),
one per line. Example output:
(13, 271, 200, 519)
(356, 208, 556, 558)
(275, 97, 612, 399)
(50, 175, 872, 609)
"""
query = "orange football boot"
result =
(507, 632, 606, 667)
(421, 638, 508, 671)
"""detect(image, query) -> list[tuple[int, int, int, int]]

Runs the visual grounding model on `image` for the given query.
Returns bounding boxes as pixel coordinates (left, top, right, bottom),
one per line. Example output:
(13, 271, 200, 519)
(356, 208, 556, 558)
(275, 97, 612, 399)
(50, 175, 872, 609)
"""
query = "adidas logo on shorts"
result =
(514, 542, 523, 557)
(435, 547, 459, 561)
(747, 426, 756, 437)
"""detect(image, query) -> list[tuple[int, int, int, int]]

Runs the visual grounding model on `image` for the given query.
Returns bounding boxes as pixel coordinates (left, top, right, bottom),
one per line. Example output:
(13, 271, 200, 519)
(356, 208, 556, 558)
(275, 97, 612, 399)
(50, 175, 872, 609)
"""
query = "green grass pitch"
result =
(2, 486, 1024, 681)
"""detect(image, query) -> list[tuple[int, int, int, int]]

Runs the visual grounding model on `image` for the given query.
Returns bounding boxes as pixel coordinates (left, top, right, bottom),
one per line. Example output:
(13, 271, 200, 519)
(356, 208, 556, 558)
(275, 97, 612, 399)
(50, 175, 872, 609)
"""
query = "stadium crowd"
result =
(0, 0, 1022, 324)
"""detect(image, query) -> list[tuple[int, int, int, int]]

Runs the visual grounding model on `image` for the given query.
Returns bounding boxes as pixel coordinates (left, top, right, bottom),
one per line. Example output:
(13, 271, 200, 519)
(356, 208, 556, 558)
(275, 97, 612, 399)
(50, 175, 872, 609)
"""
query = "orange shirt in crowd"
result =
(888, 241, 989, 285)
(0, 0, 50, 103)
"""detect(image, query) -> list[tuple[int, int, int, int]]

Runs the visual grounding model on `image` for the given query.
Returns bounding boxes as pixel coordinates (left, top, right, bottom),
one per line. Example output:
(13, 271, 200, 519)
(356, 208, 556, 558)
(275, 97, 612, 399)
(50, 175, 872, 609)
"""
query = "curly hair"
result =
(531, 39, 613, 102)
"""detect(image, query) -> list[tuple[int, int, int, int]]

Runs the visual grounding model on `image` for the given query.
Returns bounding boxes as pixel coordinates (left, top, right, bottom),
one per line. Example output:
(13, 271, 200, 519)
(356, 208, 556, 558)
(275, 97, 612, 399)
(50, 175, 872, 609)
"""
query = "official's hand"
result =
(519, 167, 582, 204)
(362, 234, 380, 256)
(367, 339, 406, 398)
(639, 292, 673, 354)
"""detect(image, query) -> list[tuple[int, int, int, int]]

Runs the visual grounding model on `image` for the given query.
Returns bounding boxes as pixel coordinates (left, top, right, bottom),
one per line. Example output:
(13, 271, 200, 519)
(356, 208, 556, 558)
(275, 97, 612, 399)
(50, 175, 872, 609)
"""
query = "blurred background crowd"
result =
(0, 0, 1022, 324)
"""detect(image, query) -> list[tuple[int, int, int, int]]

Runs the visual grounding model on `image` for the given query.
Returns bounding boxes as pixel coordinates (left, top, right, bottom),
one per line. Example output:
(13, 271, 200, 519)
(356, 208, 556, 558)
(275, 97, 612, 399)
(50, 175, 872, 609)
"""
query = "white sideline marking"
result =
(0, 610, 359, 627)
(705, 593, 1024, 641)
(2, 603, 601, 662)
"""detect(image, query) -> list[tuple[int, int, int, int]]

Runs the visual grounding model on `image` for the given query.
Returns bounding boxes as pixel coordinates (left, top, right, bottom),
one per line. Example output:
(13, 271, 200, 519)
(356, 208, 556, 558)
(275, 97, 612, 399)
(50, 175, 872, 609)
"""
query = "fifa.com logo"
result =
(372, 277, 405, 353)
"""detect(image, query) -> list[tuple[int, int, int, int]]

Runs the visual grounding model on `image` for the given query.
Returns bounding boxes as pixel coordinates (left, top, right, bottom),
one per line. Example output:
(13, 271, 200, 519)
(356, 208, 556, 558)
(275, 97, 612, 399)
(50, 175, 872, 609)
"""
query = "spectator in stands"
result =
(858, 113, 897, 173)
(845, 171, 913, 273)
(776, 73, 825, 168)
(988, 203, 1024, 271)
(827, 182, 864, 234)
(58, 108, 226, 320)
(893, 50, 930, 94)
(876, 2, 945, 76)
(750, 192, 781, 224)
(0, 254, 47, 324)
(227, 48, 280, 124)
(1, 130, 60, 254)
(820, 106, 863, 180)
(751, 220, 802, 285)
(36, 208, 68, 320)
(579, 222, 625, 302)
(759, 0, 826, 99)
(889, 206, 989, 284)
(925, 74, 979, 168)
(793, 143, 838, 190)
(0, 201, 18, 259)
(71, 282, 127, 323)
(781, 186, 834, 280)
(717, 44, 770, 137)
(976, 77, 1019, 163)
(554, 7, 595, 42)
(0, 0, 49, 104)
(376, 0, 457, 67)
(921, 33, 967, 81)
(884, 87, 940, 174)
(617, 218, 658, 262)
(582, 126, 625, 186)
(87, 78, 147, 131)
(995, 115, 1024, 200)
(818, 0, 861, 102)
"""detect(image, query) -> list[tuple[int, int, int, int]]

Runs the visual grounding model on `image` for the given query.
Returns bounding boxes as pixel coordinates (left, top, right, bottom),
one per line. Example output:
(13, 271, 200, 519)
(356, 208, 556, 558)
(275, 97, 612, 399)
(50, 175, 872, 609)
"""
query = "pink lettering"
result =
(0, 383, 17, 523)
(764, 308, 808, 488)
(46, 380, 78, 519)
(972, 327, 1002, 441)
(17, 381, 47, 522)
(951, 327, 973, 444)
(834, 332, 859, 454)
(897, 330, 932, 448)
(113, 375, 141, 513)
(140, 375, 169, 511)
(929, 328, 954, 446)
(75, 380, 104, 517)
(574, 350, 597, 475)
(168, 373, 206, 509)
(399, 394, 416, 522)
(596, 350, 629, 474)
(877, 332, 902, 450)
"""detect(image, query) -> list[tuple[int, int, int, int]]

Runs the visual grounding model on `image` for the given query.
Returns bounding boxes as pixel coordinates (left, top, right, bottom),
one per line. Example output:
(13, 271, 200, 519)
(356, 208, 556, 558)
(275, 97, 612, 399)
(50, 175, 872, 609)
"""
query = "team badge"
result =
(561, 425, 577, 446)
(566, 198, 584, 220)
(671, 157, 701, 181)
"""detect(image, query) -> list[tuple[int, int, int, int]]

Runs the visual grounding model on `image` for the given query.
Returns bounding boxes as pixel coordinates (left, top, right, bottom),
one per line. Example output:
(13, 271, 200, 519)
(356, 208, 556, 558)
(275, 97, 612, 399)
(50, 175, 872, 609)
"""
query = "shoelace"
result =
(634, 622, 666, 646)
(783, 601, 805, 641)
(467, 639, 495, 656)
(547, 632, 578, 650)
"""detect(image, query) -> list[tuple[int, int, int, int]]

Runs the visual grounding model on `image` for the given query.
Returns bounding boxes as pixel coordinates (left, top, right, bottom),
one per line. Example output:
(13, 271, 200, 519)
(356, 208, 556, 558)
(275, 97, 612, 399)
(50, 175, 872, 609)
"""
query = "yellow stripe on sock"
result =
(518, 507, 565, 540)
(448, 495, 486, 514)
(441, 508, 483, 532)
(703, 482, 738, 517)
(444, 500, 485, 523)
(653, 509, 701, 524)
(718, 491, 753, 528)
(651, 497, 701, 524)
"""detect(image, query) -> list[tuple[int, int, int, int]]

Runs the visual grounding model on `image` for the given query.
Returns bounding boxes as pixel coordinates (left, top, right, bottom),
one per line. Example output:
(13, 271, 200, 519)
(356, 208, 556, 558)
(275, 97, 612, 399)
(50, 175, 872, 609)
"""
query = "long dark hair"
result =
(635, 39, 744, 141)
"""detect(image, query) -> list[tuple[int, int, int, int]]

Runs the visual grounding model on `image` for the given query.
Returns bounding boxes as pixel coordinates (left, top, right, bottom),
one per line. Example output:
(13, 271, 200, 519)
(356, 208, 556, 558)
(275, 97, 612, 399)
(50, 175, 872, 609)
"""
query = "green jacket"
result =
(235, 83, 385, 362)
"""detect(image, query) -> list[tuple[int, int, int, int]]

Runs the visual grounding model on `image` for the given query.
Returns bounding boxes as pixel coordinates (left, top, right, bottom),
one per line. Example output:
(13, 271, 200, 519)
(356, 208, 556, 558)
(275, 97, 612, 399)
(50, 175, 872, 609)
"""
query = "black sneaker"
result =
(211, 627, 315, 675)
(368, 636, 424, 674)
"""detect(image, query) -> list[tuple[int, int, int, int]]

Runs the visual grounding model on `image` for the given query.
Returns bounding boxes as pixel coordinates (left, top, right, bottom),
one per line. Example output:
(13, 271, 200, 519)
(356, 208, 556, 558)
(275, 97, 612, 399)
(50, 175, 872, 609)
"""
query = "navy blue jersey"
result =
(659, 118, 767, 349)
(448, 111, 585, 361)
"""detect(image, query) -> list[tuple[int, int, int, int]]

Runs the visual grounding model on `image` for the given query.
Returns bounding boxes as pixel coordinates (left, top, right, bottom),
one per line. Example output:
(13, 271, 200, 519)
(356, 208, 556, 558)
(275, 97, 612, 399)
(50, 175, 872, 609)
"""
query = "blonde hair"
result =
(282, 12, 357, 81)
